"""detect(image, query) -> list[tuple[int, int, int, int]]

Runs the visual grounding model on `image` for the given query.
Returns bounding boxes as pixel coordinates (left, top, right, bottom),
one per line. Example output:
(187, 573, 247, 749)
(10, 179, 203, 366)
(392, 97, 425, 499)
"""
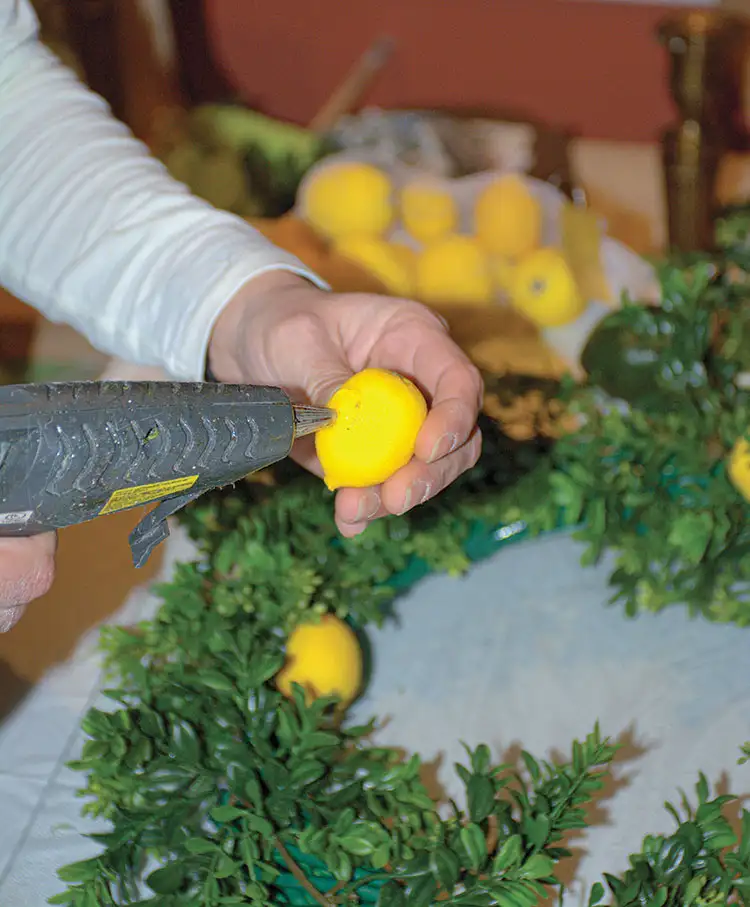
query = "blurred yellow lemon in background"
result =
(415, 235, 493, 305)
(475, 174, 542, 259)
(511, 248, 585, 328)
(276, 614, 363, 707)
(400, 180, 458, 244)
(728, 436, 750, 502)
(304, 162, 394, 240)
(334, 235, 414, 297)
(316, 368, 427, 490)
(389, 240, 418, 274)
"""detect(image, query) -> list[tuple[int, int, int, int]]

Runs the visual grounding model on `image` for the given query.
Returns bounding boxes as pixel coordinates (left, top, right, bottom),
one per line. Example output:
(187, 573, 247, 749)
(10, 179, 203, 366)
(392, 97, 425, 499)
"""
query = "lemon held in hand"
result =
(315, 368, 428, 490)
(276, 614, 363, 707)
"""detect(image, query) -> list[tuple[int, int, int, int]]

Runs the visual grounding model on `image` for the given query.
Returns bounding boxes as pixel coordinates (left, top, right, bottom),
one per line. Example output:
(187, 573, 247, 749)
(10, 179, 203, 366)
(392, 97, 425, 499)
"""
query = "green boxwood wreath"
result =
(51, 209, 750, 906)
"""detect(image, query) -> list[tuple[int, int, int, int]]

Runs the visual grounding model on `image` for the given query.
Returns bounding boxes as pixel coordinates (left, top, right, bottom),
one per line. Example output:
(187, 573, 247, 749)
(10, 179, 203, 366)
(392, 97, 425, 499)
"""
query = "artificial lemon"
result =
(276, 614, 363, 707)
(389, 240, 418, 273)
(728, 436, 750, 502)
(474, 174, 542, 259)
(303, 162, 393, 240)
(511, 248, 585, 328)
(334, 236, 414, 297)
(415, 236, 493, 305)
(315, 368, 427, 490)
(400, 180, 458, 244)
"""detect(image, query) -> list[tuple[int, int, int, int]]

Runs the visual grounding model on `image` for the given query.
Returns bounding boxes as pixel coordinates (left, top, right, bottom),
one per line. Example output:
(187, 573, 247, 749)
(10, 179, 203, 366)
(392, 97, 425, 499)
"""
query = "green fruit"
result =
(190, 150, 247, 212)
(581, 305, 709, 407)
(164, 143, 205, 186)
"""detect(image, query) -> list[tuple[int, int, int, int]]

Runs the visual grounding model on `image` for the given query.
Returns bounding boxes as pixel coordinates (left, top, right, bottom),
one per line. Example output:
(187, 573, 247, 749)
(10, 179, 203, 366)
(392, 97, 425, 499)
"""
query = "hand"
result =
(208, 271, 484, 536)
(0, 533, 57, 632)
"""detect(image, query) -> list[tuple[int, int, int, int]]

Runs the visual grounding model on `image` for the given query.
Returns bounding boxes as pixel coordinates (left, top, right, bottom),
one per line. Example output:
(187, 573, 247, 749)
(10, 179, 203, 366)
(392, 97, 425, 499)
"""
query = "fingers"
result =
(0, 532, 57, 632)
(362, 306, 483, 464)
(335, 427, 482, 536)
(412, 341, 484, 465)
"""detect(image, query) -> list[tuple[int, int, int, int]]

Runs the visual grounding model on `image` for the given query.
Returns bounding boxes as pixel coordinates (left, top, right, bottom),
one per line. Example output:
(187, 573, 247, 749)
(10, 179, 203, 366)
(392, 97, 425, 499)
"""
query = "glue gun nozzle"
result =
(292, 404, 336, 438)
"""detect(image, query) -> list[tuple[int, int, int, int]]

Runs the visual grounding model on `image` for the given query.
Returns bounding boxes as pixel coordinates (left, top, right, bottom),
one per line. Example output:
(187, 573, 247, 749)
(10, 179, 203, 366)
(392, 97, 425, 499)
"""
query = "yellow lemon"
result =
(303, 162, 394, 240)
(474, 174, 542, 259)
(728, 436, 750, 501)
(415, 235, 493, 305)
(389, 241, 419, 273)
(334, 236, 414, 297)
(276, 614, 363, 707)
(315, 368, 427, 490)
(400, 180, 458, 244)
(511, 248, 585, 328)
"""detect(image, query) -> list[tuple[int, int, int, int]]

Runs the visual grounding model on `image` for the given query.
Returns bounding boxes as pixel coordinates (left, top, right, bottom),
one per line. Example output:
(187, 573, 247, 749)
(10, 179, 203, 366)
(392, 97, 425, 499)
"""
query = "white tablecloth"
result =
(1, 528, 749, 905)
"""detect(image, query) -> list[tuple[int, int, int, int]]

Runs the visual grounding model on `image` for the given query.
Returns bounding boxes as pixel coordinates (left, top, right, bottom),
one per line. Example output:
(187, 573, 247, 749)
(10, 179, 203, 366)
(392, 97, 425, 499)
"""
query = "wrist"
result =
(207, 269, 317, 383)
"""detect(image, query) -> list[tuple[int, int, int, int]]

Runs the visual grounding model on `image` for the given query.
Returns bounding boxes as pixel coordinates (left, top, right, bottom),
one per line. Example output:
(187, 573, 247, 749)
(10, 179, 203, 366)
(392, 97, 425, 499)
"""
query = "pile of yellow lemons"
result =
(301, 161, 586, 328)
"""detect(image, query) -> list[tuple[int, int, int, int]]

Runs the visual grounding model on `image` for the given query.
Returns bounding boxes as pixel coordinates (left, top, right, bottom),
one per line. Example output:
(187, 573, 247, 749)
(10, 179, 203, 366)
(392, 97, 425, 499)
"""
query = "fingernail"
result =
(429, 432, 458, 463)
(399, 479, 430, 514)
(0, 605, 23, 633)
(352, 490, 381, 523)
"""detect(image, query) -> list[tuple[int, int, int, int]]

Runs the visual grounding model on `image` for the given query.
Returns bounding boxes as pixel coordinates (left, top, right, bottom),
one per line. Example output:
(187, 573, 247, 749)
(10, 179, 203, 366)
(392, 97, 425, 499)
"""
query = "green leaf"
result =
(430, 845, 460, 890)
(56, 858, 100, 884)
(248, 815, 274, 837)
(210, 804, 244, 824)
(47, 893, 75, 905)
(493, 834, 523, 873)
(213, 854, 238, 879)
(299, 731, 340, 751)
(471, 744, 492, 775)
(460, 823, 487, 871)
(588, 882, 605, 907)
(467, 774, 495, 823)
(332, 850, 353, 882)
(522, 813, 550, 849)
(378, 881, 406, 907)
(198, 671, 236, 693)
(146, 862, 185, 894)
(339, 834, 376, 856)
(169, 718, 201, 763)
(185, 837, 221, 854)
(519, 852, 555, 880)
(290, 758, 326, 787)
(406, 873, 438, 907)
(646, 889, 668, 907)
(521, 751, 541, 783)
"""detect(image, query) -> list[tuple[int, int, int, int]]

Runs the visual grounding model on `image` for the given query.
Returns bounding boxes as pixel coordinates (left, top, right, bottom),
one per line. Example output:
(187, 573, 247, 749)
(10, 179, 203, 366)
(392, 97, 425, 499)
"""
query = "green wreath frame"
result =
(49, 207, 750, 907)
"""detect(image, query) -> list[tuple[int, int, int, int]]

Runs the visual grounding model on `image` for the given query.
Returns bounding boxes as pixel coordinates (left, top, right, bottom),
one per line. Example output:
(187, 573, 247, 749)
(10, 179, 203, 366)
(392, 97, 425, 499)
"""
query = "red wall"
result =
(204, 1, 706, 143)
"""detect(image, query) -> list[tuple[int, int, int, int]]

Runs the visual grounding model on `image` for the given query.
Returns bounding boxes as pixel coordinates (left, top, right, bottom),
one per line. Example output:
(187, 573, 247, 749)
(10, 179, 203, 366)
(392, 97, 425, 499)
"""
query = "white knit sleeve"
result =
(0, 0, 327, 380)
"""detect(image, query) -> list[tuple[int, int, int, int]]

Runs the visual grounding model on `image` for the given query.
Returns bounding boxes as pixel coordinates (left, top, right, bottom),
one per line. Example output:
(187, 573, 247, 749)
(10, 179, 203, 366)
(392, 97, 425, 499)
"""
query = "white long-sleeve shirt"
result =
(0, 0, 325, 379)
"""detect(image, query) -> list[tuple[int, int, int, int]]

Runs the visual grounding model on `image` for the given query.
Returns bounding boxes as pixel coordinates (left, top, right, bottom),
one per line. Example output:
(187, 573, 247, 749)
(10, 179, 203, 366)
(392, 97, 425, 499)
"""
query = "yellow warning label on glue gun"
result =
(99, 475, 198, 516)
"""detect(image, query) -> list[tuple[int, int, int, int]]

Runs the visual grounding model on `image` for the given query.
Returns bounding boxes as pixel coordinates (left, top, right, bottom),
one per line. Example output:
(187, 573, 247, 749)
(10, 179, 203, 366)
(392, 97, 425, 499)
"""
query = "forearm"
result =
(0, 2, 325, 379)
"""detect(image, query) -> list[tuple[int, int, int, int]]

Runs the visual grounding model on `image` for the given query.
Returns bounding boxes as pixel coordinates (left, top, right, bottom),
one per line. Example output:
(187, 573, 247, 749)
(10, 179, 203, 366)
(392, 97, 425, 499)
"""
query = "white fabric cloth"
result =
(0, 0, 325, 380)
(1, 528, 749, 905)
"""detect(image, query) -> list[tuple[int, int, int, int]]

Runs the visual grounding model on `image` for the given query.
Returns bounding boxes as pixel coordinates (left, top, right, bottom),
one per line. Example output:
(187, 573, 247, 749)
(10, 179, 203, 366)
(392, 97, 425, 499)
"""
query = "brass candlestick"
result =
(657, 11, 748, 252)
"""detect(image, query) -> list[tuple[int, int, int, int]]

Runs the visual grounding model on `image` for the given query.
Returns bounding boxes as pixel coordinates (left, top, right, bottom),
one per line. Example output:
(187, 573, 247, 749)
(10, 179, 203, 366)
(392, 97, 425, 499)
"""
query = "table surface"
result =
(1, 527, 748, 906)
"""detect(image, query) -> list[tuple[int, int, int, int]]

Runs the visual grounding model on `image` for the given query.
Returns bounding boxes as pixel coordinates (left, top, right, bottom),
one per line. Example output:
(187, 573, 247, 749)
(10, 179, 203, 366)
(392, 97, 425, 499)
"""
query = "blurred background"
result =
(2, 0, 750, 710)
